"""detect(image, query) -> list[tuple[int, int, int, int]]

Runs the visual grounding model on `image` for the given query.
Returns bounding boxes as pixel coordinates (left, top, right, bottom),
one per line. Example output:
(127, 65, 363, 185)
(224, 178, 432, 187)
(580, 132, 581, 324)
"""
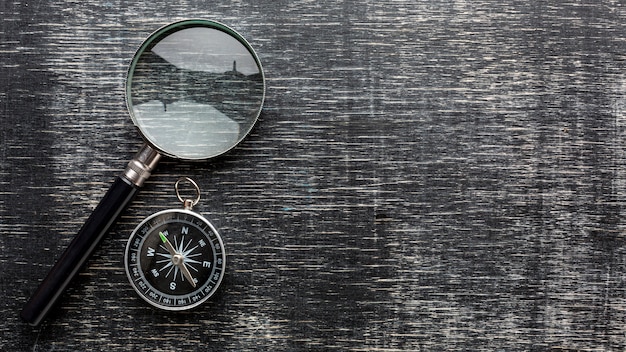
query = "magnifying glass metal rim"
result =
(125, 18, 266, 160)
(20, 19, 265, 326)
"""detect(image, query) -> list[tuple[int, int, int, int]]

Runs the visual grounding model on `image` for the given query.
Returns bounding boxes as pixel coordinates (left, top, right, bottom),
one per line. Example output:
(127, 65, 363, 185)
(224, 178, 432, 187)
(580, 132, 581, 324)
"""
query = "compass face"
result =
(124, 209, 225, 310)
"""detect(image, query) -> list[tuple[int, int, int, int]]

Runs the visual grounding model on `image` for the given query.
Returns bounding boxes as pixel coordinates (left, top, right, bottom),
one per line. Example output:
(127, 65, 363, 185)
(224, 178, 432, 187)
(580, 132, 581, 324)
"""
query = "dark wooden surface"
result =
(2, 0, 626, 350)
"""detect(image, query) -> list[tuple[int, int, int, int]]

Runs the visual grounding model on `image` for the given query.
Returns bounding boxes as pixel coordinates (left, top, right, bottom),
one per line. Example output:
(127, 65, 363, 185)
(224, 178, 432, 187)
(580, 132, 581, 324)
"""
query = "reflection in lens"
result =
(128, 22, 265, 159)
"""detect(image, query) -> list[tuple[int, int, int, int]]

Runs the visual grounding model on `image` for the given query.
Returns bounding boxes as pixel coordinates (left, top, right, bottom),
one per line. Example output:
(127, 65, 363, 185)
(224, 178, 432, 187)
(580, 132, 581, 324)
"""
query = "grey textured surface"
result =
(2, 0, 626, 350)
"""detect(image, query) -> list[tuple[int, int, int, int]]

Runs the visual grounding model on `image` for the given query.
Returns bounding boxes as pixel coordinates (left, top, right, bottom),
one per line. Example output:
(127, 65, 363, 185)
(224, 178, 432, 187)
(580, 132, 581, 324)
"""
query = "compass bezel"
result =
(124, 209, 226, 311)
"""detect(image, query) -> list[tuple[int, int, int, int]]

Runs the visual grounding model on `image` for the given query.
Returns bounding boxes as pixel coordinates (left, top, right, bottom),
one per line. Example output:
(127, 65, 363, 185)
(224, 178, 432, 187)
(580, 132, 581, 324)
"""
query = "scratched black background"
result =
(1, 0, 626, 350)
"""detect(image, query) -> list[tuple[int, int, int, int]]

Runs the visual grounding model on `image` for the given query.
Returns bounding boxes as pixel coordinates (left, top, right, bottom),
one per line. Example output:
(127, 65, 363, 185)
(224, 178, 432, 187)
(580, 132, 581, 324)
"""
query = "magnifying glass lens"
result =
(127, 21, 265, 159)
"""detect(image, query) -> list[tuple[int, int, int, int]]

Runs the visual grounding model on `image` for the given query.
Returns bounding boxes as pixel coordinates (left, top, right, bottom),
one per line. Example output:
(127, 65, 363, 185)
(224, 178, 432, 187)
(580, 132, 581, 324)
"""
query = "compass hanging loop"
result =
(175, 177, 201, 210)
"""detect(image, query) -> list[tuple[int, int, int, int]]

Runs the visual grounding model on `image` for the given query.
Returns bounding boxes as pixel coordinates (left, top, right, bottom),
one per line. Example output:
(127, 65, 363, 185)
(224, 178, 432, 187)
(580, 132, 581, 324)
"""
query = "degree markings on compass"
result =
(134, 278, 150, 294)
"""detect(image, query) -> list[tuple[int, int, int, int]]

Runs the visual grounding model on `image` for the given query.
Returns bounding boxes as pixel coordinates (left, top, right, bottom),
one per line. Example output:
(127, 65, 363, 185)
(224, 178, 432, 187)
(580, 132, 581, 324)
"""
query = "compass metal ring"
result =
(175, 177, 201, 207)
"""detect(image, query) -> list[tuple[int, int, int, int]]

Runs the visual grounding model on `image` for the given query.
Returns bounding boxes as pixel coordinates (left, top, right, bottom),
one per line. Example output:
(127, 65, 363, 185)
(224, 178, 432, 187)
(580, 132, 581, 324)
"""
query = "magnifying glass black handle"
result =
(21, 144, 161, 326)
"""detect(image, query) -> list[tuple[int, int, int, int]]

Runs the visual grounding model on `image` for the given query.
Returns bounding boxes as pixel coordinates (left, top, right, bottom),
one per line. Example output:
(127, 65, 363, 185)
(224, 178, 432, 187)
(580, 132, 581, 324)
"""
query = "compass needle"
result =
(180, 263, 197, 288)
(159, 232, 178, 257)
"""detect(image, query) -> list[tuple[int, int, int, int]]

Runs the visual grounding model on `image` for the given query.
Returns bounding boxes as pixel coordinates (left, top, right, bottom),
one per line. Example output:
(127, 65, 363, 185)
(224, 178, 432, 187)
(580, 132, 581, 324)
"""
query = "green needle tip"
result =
(159, 232, 167, 243)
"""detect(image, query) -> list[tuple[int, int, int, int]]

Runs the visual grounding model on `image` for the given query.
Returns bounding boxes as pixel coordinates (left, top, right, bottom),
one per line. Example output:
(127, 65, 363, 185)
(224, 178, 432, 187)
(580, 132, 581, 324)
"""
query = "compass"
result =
(124, 178, 225, 310)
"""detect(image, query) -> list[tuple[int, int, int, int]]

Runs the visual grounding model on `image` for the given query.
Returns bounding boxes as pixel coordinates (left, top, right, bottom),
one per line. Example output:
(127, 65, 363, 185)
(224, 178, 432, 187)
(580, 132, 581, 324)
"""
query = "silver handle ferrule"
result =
(122, 143, 162, 187)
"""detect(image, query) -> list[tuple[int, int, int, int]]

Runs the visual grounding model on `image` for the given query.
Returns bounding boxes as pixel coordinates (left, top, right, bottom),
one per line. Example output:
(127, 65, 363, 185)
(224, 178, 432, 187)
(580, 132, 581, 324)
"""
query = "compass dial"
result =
(124, 209, 225, 310)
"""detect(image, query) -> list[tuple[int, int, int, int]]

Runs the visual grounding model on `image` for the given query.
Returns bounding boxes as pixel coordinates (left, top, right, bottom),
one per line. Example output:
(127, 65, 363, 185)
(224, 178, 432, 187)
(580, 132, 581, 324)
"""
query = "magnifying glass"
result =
(21, 19, 265, 326)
